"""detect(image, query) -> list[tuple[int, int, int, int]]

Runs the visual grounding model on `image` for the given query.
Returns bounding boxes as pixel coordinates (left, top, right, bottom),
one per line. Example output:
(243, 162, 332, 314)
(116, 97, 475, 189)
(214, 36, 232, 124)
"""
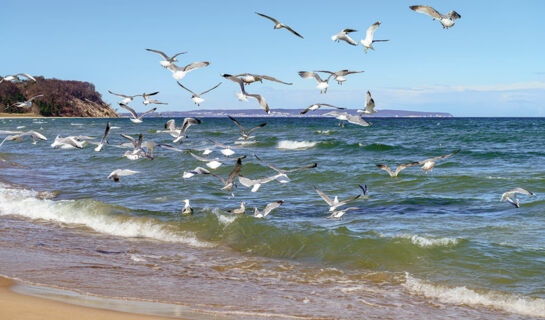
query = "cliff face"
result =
(0, 76, 118, 117)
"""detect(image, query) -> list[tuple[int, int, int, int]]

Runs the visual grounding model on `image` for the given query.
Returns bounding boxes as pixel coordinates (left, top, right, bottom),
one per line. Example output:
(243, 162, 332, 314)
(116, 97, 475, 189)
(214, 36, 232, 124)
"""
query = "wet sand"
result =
(0, 276, 176, 320)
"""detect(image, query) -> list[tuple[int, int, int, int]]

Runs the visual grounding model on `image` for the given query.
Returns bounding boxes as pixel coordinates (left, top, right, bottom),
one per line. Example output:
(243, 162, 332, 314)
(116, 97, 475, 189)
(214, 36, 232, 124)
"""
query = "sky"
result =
(2, 0, 545, 116)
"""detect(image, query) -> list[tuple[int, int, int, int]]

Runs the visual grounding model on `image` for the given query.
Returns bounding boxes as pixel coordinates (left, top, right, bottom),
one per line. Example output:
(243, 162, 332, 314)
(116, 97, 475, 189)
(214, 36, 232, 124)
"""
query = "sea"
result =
(0, 117, 544, 319)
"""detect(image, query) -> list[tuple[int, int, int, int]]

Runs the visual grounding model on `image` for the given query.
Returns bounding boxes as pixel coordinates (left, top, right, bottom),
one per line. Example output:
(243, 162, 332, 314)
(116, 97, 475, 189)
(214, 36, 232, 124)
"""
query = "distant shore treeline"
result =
(0, 77, 118, 117)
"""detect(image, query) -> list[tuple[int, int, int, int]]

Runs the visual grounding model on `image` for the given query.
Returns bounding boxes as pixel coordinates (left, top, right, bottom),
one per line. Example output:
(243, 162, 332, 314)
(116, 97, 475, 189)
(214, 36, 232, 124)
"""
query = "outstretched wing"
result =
(118, 103, 138, 118)
(183, 61, 210, 72)
(262, 200, 284, 217)
(258, 75, 292, 85)
(228, 115, 245, 133)
(200, 82, 222, 95)
(365, 22, 381, 42)
(120, 134, 137, 148)
(255, 12, 280, 24)
(138, 107, 157, 120)
(246, 122, 267, 135)
(314, 186, 334, 206)
(418, 149, 460, 164)
(254, 154, 284, 174)
(283, 162, 317, 173)
(283, 24, 304, 39)
(410, 5, 442, 19)
(145, 48, 169, 60)
(177, 82, 197, 95)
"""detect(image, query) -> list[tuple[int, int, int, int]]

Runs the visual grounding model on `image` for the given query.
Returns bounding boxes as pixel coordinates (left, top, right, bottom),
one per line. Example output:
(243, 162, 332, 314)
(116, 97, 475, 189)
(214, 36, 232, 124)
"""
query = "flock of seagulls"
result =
(1, 6, 536, 214)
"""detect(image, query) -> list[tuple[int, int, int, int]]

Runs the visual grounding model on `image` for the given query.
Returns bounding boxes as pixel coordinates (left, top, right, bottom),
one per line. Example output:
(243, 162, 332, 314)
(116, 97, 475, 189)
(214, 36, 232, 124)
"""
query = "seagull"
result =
(108, 91, 142, 104)
(177, 81, 222, 106)
(164, 118, 201, 143)
(254, 153, 317, 183)
(107, 169, 140, 182)
(327, 207, 360, 219)
(359, 22, 389, 53)
(228, 115, 266, 140)
(0, 73, 36, 83)
(166, 61, 210, 80)
(50, 136, 86, 149)
(315, 70, 364, 85)
(12, 94, 43, 109)
(142, 92, 167, 105)
(358, 91, 376, 114)
(410, 5, 461, 29)
(118, 103, 157, 124)
(376, 162, 419, 177)
(416, 150, 460, 173)
(331, 28, 358, 46)
(0, 131, 47, 148)
(238, 173, 286, 192)
(222, 74, 270, 114)
(181, 199, 193, 216)
(501, 188, 536, 208)
(145, 48, 187, 68)
(227, 201, 246, 215)
(94, 121, 111, 152)
(232, 73, 292, 86)
(300, 103, 345, 114)
(207, 138, 240, 157)
(324, 111, 371, 127)
(298, 71, 333, 94)
(120, 133, 149, 160)
(210, 156, 246, 191)
(255, 12, 303, 38)
(253, 200, 284, 218)
(183, 166, 210, 179)
(189, 152, 225, 169)
(314, 186, 362, 212)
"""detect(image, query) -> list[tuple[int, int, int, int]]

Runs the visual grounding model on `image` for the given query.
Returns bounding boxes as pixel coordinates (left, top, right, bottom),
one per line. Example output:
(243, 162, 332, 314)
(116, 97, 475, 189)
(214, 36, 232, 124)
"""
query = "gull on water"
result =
(107, 169, 140, 182)
(314, 185, 363, 212)
(501, 188, 536, 208)
(222, 74, 270, 114)
(227, 201, 246, 215)
(253, 200, 284, 218)
(119, 103, 157, 124)
(298, 71, 333, 94)
(314, 70, 364, 85)
(359, 22, 389, 53)
(12, 94, 43, 109)
(228, 115, 266, 140)
(210, 156, 246, 191)
(177, 81, 222, 106)
(410, 5, 461, 29)
(255, 12, 303, 38)
(108, 91, 143, 104)
(324, 111, 371, 127)
(300, 103, 345, 115)
(331, 28, 358, 46)
(164, 118, 201, 143)
(183, 166, 210, 179)
(120, 133, 150, 160)
(142, 92, 167, 105)
(145, 48, 187, 68)
(231, 73, 292, 86)
(166, 61, 210, 80)
(238, 173, 286, 192)
(93, 122, 111, 152)
(254, 153, 317, 183)
(181, 199, 193, 216)
(358, 91, 376, 114)
(0, 131, 47, 148)
(0, 73, 36, 83)
(416, 149, 460, 173)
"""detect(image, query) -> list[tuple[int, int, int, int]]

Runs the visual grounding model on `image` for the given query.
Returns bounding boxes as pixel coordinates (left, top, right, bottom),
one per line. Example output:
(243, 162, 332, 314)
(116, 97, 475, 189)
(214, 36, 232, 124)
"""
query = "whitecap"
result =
(234, 140, 256, 145)
(403, 273, 545, 318)
(277, 140, 317, 150)
(16, 126, 25, 129)
(397, 234, 459, 248)
(216, 213, 237, 226)
(316, 130, 331, 135)
(130, 254, 147, 262)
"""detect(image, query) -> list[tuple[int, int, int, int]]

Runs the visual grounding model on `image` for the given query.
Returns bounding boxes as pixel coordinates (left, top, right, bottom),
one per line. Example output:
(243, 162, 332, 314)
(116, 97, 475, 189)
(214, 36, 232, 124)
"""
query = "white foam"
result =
(316, 130, 331, 135)
(0, 184, 212, 248)
(397, 234, 459, 248)
(234, 140, 256, 145)
(403, 273, 545, 318)
(130, 254, 147, 262)
(277, 140, 317, 150)
(216, 213, 237, 226)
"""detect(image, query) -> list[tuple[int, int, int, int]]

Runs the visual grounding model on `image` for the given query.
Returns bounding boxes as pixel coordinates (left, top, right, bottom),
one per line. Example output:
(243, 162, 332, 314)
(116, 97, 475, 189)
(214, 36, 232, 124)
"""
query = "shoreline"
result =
(0, 275, 181, 320)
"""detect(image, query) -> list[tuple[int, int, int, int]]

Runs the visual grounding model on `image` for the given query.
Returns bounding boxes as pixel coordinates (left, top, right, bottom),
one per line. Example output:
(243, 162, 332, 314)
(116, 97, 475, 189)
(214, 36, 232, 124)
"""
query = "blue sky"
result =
(2, 0, 545, 116)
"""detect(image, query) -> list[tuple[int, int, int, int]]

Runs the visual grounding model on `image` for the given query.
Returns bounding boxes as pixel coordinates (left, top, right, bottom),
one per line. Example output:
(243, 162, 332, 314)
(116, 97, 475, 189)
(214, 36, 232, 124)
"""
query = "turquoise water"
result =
(0, 117, 544, 319)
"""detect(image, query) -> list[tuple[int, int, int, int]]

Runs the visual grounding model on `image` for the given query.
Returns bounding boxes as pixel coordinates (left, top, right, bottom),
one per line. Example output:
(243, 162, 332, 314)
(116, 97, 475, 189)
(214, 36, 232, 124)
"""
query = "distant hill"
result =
(152, 108, 453, 118)
(0, 77, 118, 117)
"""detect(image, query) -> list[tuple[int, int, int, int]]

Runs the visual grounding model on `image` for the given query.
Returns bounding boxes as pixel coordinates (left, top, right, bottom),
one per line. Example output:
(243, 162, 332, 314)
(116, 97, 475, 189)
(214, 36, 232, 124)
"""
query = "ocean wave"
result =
(276, 140, 318, 150)
(316, 130, 332, 135)
(234, 140, 256, 145)
(396, 234, 460, 248)
(403, 273, 545, 318)
(0, 183, 212, 248)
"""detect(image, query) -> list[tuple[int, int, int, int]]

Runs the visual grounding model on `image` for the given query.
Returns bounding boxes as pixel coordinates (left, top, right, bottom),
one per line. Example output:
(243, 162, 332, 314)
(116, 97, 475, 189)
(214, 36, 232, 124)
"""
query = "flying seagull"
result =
(94, 121, 111, 152)
(0, 131, 47, 148)
(177, 81, 222, 106)
(222, 74, 270, 114)
(50, 136, 86, 149)
(166, 61, 210, 80)
(298, 71, 333, 94)
(142, 92, 167, 105)
(324, 111, 371, 127)
(207, 138, 241, 157)
(145, 48, 187, 68)
(314, 186, 362, 212)
(254, 153, 317, 183)
(210, 156, 246, 191)
(358, 91, 376, 114)
(120, 133, 149, 160)
(300, 103, 345, 114)
(255, 12, 303, 38)
(315, 70, 364, 85)
(232, 73, 292, 86)
(501, 188, 536, 208)
(189, 152, 225, 169)
(0, 73, 36, 83)
(253, 200, 284, 218)
(227, 201, 246, 215)
(416, 150, 460, 173)
(164, 118, 201, 143)
(331, 28, 358, 46)
(409, 5, 461, 29)
(360, 22, 389, 53)
(376, 162, 419, 177)
(238, 173, 286, 192)
(119, 103, 157, 124)
(228, 115, 266, 140)
(12, 94, 43, 109)
(108, 90, 143, 104)
(181, 199, 193, 216)
(107, 169, 140, 182)
(183, 166, 210, 179)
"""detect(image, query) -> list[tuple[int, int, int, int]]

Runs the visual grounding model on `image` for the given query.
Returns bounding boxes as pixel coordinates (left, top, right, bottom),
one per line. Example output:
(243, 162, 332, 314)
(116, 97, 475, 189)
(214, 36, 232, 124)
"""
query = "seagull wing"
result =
(120, 134, 138, 148)
(418, 150, 460, 164)
(447, 11, 461, 20)
(137, 107, 157, 120)
(225, 156, 245, 186)
(395, 162, 420, 176)
(255, 12, 280, 24)
(336, 194, 362, 207)
(298, 71, 323, 82)
(508, 188, 535, 197)
(145, 48, 169, 60)
(183, 61, 210, 72)
(261, 200, 284, 217)
(283, 25, 304, 38)
(410, 5, 443, 19)
(319, 103, 345, 110)
(283, 162, 317, 173)
(181, 117, 201, 134)
(189, 152, 220, 162)
(118, 103, 138, 118)
(376, 164, 395, 177)
(314, 186, 334, 206)
(258, 75, 292, 85)
(17, 73, 36, 81)
(365, 22, 381, 43)
(246, 93, 270, 114)
(200, 82, 222, 95)
(254, 154, 284, 174)
(28, 94, 44, 101)
(177, 82, 197, 95)
(228, 115, 246, 133)
(101, 122, 111, 144)
(246, 122, 267, 135)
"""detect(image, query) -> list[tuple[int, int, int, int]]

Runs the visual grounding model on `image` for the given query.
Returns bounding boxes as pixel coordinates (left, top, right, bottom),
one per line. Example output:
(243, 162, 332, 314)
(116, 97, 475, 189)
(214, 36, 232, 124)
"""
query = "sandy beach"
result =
(0, 276, 175, 320)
